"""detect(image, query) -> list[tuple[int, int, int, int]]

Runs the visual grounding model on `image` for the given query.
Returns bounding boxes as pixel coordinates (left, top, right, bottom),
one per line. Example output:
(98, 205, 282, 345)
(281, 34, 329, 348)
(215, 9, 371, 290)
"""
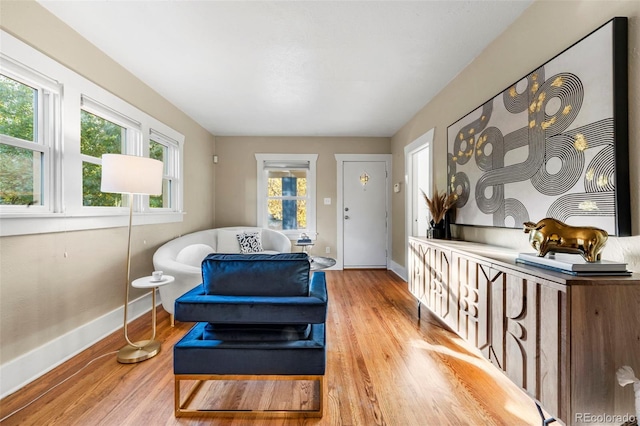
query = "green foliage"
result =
(81, 111, 123, 206)
(149, 140, 165, 162)
(82, 162, 121, 207)
(149, 140, 165, 208)
(0, 75, 38, 205)
(80, 110, 122, 156)
(0, 145, 40, 205)
(0, 74, 35, 141)
(0, 76, 168, 209)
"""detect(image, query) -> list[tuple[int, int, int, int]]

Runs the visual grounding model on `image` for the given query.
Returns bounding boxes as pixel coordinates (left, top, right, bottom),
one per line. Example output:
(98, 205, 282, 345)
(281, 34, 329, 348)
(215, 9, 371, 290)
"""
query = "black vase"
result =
(444, 212, 452, 240)
(430, 215, 451, 240)
(430, 220, 446, 239)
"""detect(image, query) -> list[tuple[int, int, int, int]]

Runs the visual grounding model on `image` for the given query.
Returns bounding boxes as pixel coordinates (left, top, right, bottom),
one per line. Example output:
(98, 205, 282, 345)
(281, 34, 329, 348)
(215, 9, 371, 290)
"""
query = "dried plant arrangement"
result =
(421, 189, 457, 224)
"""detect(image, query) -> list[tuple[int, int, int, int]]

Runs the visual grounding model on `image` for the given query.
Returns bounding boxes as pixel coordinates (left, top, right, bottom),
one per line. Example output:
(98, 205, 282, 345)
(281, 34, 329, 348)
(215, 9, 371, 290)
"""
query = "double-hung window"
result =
(0, 57, 60, 213)
(255, 154, 318, 239)
(149, 129, 180, 210)
(80, 96, 140, 208)
(78, 98, 182, 216)
(0, 30, 184, 236)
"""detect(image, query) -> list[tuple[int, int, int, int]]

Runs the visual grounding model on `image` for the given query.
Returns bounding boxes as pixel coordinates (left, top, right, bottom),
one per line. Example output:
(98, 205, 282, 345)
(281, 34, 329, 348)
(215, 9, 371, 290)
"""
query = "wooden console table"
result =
(408, 237, 640, 426)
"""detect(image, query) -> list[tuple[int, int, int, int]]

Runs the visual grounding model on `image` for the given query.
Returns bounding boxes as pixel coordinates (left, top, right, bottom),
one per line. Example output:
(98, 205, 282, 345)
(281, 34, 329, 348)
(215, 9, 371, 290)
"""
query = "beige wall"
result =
(391, 0, 640, 269)
(0, 1, 216, 363)
(2, 0, 638, 373)
(214, 137, 390, 259)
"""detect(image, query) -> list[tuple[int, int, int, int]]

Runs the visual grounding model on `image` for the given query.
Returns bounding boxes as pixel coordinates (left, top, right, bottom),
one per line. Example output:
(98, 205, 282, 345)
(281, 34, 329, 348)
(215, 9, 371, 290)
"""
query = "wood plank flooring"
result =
(0, 270, 542, 425)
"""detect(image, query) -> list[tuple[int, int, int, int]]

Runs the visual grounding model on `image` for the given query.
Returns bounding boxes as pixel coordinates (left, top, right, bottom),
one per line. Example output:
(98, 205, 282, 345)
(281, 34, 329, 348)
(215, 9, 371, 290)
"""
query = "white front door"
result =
(342, 161, 388, 268)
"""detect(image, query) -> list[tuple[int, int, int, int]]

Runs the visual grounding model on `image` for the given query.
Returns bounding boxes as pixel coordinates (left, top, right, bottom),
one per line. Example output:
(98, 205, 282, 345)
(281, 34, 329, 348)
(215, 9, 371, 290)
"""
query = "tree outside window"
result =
(149, 139, 167, 208)
(80, 110, 123, 207)
(267, 170, 307, 231)
(256, 154, 316, 238)
(0, 74, 42, 206)
(2, 37, 185, 236)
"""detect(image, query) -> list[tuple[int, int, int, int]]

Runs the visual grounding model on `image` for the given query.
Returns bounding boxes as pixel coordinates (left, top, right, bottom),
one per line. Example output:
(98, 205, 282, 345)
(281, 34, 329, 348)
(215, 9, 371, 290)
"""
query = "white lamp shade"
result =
(101, 154, 163, 195)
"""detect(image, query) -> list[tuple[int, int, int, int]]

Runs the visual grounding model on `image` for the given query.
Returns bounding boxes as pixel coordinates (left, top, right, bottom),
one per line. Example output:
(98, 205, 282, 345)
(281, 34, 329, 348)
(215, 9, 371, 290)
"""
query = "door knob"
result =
(345, 207, 349, 211)
(344, 215, 350, 219)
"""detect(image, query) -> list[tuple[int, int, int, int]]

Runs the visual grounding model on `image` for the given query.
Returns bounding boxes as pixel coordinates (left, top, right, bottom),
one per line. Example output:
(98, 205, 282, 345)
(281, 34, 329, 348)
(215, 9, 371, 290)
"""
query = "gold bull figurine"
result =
(523, 218, 608, 263)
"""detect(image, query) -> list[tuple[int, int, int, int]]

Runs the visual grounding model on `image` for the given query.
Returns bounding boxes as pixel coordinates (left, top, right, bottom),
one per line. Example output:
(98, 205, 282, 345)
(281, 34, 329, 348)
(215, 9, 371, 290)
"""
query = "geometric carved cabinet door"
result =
(501, 272, 565, 419)
(451, 254, 491, 355)
(488, 268, 506, 370)
(425, 246, 451, 326)
(408, 240, 428, 305)
(537, 283, 565, 420)
(504, 274, 538, 397)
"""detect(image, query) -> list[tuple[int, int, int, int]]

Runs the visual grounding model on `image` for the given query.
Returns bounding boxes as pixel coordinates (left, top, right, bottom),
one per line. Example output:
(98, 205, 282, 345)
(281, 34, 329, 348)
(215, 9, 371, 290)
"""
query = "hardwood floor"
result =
(0, 270, 542, 425)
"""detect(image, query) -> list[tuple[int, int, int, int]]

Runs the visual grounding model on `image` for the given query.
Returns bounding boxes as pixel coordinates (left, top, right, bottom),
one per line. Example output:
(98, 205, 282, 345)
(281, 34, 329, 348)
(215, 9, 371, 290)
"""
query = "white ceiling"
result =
(38, 0, 532, 137)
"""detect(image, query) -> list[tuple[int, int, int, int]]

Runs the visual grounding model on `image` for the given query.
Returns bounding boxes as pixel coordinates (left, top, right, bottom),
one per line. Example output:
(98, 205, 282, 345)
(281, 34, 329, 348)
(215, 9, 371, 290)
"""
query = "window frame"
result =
(79, 96, 140, 211)
(255, 153, 318, 240)
(148, 129, 181, 211)
(0, 30, 184, 237)
(0, 55, 61, 215)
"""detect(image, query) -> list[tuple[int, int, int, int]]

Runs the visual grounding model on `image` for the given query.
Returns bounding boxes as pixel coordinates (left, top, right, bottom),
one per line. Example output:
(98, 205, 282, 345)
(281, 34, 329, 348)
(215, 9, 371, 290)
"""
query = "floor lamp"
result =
(101, 154, 163, 364)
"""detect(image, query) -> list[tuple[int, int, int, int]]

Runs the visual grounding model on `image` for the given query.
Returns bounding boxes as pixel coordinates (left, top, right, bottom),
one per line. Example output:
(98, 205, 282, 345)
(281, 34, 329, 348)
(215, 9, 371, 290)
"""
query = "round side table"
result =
(118, 275, 174, 363)
(295, 241, 314, 254)
(310, 256, 336, 271)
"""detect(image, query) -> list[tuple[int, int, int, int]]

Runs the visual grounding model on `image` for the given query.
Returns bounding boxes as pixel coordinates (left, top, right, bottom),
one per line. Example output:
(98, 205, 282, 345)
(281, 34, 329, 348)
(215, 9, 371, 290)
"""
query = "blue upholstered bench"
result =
(173, 253, 328, 418)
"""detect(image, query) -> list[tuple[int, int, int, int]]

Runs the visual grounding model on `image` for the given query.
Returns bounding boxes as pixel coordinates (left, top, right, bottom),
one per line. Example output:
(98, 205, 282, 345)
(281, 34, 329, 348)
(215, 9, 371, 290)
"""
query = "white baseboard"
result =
(326, 258, 406, 279)
(389, 260, 407, 282)
(0, 292, 156, 399)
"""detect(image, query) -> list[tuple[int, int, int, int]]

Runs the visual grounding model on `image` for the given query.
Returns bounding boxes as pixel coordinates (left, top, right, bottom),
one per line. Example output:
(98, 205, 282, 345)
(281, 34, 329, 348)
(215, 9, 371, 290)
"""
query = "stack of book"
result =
(296, 233, 313, 245)
(516, 252, 631, 276)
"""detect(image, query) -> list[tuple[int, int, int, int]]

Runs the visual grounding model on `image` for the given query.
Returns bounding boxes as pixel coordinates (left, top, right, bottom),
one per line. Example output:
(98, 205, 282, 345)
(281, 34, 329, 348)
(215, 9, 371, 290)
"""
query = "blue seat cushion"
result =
(174, 322, 326, 375)
(202, 253, 310, 297)
(203, 323, 311, 341)
(175, 271, 327, 324)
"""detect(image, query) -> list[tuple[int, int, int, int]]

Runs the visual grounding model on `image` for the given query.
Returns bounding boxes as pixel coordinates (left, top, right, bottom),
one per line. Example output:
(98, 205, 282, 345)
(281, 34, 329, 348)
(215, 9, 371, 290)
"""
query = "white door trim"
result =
(404, 128, 434, 268)
(335, 154, 392, 270)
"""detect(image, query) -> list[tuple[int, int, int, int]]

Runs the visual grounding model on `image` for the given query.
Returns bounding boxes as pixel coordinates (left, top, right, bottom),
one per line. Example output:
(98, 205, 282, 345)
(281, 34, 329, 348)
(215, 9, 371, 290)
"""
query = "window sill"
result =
(0, 211, 185, 237)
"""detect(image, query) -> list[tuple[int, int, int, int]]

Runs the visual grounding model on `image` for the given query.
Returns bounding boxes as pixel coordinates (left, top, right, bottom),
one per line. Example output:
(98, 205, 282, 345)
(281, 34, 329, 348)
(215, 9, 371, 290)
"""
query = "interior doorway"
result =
(404, 129, 434, 263)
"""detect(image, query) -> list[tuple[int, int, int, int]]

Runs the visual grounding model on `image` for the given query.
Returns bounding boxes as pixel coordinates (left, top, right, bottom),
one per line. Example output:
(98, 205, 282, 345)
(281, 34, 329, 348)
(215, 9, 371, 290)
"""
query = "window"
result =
(256, 154, 318, 239)
(267, 168, 307, 230)
(0, 59, 59, 212)
(0, 74, 41, 206)
(0, 30, 184, 236)
(80, 109, 126, 207)
(149, 129, 180, 210)
(149, 139, 166, 208)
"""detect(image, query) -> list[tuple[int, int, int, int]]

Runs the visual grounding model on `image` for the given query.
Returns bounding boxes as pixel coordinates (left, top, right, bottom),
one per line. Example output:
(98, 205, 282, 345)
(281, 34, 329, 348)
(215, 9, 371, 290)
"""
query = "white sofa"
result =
(152, 227, 291, 323)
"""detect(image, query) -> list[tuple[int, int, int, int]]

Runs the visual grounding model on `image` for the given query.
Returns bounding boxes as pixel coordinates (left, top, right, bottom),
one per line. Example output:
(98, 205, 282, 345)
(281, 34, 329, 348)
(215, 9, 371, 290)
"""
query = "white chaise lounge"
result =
(153, 226, 291, 324)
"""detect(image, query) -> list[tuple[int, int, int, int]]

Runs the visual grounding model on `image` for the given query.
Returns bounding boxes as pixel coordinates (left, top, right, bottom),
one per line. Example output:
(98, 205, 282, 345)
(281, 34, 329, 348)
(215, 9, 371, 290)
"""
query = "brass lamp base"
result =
(117, 340, 161, 364)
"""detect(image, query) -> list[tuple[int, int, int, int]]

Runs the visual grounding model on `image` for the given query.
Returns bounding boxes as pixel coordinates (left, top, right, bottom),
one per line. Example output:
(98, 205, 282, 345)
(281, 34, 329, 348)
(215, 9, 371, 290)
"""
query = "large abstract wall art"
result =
(447, 18, 630, 236)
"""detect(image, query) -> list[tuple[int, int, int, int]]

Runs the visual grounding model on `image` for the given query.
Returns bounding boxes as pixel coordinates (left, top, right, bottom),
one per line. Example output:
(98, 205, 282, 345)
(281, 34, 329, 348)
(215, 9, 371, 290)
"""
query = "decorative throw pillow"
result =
(236, 231, 263, 254)
(176, 244, 214, 267)
(216, 230, 242, 253)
